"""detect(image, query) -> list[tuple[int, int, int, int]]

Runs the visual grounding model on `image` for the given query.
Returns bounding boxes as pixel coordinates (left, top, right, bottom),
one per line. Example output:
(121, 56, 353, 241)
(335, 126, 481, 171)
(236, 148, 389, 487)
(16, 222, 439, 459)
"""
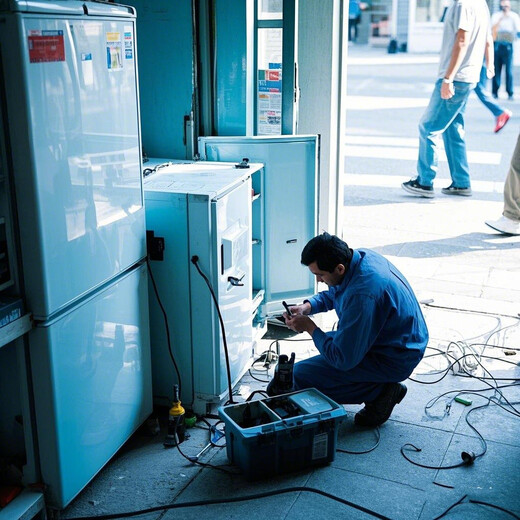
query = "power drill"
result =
(266, 352, 296, 396)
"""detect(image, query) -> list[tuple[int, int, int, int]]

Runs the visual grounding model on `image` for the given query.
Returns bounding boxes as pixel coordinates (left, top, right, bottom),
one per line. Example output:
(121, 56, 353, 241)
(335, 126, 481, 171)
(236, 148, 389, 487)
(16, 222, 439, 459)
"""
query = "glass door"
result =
(255, 0, 297, 135)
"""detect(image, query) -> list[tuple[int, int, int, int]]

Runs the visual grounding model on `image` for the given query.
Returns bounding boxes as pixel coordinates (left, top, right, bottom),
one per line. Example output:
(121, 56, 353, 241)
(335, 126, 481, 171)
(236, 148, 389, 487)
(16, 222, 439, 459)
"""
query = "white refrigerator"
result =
(0, 0, 152, 508)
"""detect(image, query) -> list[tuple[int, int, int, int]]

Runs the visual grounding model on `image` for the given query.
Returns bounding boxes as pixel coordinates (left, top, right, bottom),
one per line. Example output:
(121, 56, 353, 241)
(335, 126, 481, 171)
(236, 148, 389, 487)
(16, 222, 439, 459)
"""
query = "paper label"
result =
(28, 30, 65, 63)
(312, 432, 328, 460)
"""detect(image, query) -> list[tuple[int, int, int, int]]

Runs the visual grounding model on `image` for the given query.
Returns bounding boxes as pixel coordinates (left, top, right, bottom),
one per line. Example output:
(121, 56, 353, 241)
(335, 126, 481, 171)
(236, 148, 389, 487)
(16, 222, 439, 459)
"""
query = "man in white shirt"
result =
(402, 0, 492, 198)
(491, 0, 520, 99)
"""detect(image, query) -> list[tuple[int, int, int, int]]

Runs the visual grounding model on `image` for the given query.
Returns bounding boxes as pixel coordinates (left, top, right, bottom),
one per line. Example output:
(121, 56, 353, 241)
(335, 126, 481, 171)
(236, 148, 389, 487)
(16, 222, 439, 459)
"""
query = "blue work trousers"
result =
(417, 79, 473, 189)
(493, 42, 514, 97)
(292, 346, 424, 404)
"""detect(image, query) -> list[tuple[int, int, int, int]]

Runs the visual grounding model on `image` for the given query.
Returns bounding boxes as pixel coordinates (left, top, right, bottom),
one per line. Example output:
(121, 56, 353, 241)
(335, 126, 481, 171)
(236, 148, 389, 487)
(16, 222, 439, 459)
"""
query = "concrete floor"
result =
(60, 46, 520, 520)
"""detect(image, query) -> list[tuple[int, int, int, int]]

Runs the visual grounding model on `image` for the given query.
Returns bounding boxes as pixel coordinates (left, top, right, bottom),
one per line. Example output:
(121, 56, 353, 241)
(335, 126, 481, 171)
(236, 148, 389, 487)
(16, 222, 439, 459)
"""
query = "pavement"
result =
(60, 46, 520, 520)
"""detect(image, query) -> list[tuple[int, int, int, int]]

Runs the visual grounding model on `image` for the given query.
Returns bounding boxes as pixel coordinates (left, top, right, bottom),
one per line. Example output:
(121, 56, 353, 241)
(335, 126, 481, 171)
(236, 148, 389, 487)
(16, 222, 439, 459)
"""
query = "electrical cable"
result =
(468, 499, 520, 519)
(191, 255, 235, 405)
(61, 485, 394, 520)
(432, 495, 468, 520)
(337, 426, 380, 454)
(245, 389, 269, 401)
(423, 300, 520, 319)
(170, 415, 237, 475)
(401, 335, 520, 470)
(146, 258, 182, 398)
(432, 494, 520, 520)
(142, 161, 177, 177)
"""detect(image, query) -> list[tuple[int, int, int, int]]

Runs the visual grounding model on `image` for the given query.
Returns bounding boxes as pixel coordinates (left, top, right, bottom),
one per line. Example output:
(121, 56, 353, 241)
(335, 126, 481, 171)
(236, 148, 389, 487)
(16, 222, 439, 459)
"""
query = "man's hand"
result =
(441, 81, 454, 99)
(287, 302, 312, 316)
(486, 65, 495, 79)
(284, 314, 317, 335)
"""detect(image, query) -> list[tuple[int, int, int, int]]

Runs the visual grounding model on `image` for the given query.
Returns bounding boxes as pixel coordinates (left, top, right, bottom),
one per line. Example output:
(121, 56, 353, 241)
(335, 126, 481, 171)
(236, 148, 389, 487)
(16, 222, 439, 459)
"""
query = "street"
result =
(343, 45, 519, 308)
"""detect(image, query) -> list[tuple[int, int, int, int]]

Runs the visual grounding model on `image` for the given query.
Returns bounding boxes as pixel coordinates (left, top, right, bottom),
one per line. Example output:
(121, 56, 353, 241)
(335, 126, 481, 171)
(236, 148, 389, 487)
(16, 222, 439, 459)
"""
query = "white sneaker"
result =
(485, 215, 520, 236)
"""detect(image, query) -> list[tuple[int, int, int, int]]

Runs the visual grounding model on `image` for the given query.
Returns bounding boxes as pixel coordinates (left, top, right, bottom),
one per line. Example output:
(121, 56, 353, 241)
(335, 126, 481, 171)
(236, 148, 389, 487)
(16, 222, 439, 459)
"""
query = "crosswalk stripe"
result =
(345, 144, 501, 165)
(343, 173, 504, 193)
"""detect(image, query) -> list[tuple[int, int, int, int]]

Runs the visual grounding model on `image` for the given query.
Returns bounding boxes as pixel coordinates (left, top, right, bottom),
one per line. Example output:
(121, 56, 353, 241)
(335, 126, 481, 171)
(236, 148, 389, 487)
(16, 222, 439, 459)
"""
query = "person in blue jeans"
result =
(491, 0, 520, 100)
(281, 233, 428, 427)
(475, 63, 512, 132)
(402, 0, 492, 198)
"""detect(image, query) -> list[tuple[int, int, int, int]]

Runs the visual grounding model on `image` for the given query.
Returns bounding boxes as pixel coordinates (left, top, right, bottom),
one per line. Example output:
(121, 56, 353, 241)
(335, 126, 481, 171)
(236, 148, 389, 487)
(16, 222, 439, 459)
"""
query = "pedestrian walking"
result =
(402, 0, 492, 199)
(491, 0, 520, 100)
(349, 0, 363, 42)
(475, 63, 512, 132)
(485, 132, 520, 235)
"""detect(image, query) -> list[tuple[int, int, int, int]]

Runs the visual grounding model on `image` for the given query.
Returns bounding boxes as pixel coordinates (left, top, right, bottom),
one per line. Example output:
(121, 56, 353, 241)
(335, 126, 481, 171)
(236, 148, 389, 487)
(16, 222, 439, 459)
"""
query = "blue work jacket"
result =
(308, 249, 429, 372)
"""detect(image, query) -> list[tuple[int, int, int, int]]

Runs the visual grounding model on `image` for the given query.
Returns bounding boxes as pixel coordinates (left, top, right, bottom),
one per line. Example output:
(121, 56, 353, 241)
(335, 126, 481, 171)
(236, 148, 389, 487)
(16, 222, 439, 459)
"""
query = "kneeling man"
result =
(283, 233, 429, 427)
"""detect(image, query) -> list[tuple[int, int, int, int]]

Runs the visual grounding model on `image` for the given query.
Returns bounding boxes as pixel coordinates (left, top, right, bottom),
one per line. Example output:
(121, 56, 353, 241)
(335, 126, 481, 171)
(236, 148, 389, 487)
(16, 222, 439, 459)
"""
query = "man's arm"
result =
(441, 28, 469, 99)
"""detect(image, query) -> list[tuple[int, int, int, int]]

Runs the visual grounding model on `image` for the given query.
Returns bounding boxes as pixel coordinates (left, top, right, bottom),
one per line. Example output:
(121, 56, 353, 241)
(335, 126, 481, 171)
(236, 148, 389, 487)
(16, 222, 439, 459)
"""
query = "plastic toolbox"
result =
(218, 388, 347, 479)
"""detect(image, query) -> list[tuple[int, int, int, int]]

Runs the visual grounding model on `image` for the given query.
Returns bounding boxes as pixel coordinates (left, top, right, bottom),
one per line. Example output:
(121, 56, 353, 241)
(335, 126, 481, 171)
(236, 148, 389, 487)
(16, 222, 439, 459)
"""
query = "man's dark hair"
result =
(301, 232, 353, 272)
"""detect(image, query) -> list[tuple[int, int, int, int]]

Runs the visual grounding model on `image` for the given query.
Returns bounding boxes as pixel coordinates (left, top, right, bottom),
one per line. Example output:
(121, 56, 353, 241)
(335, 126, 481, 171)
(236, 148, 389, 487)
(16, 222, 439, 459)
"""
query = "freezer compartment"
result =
(29, 263, 152, 508)
(0, 12, 145, 319)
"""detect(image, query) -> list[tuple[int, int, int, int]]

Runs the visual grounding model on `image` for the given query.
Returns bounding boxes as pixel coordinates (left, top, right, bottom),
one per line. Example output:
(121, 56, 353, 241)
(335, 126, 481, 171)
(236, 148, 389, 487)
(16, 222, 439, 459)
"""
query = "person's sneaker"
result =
(354, 383, 407, 427)
(494, 109, 512, 133)
(485, 215, 520, 236)
(441, 184, 472, 196)
(401, 179, 434, 198)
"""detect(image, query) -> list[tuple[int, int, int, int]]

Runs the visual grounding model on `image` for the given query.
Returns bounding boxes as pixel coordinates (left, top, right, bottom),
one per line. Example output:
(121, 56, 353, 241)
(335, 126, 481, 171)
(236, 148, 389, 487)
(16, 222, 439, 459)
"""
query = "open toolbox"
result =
(218, 388, 347, 479)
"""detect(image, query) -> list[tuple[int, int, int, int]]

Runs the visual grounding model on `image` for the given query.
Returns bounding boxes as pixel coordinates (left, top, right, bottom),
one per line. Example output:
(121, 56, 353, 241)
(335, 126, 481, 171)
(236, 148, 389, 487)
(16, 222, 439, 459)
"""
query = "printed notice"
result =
(124, 26, 133, 60)
(28, 30, 65, 63)
(257, 63, 282, 135)
(106, 32, 123, 70)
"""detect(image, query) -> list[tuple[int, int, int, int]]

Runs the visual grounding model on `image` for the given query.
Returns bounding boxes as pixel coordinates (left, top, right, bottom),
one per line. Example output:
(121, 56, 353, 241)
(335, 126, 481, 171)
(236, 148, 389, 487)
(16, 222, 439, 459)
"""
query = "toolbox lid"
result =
(288, 389, 335, 415)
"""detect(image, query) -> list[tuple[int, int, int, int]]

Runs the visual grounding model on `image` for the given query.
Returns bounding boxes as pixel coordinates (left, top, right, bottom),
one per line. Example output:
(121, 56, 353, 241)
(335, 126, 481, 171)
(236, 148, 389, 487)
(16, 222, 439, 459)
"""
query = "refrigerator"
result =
(0, 0, 152, 509)
(144, 161, 261, 414)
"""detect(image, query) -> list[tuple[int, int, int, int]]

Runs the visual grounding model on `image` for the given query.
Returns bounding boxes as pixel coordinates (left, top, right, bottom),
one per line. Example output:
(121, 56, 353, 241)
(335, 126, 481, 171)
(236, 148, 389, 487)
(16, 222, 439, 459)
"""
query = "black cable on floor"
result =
(337, 426, 380, 454)
(433, 494, 520, 520)
(61, 486, 394, 520)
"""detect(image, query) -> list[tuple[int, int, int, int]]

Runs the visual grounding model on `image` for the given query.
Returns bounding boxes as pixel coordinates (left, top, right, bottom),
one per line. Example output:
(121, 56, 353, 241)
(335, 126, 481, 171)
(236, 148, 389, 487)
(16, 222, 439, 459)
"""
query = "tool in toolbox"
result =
(266, 352, 296, 396)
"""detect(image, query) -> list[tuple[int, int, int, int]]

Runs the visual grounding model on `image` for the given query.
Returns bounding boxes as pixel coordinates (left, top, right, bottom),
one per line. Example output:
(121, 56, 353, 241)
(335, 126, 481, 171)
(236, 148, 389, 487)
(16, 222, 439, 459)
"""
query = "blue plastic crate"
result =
(218, 388, 347, 479)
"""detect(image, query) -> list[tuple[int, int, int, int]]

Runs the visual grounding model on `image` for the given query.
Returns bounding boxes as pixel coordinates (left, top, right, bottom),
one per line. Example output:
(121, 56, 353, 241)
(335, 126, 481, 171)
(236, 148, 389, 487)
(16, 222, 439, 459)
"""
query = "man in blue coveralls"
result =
(283, 233, 429, 427)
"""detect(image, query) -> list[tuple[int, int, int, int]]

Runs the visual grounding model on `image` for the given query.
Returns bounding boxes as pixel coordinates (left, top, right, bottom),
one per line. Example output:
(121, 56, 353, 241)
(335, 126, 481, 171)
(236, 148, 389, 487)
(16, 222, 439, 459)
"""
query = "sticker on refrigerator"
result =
(81, 53, 94, 86)
(106, 32, 123, 70)
(28, 30, 65, 63)
(124, 27, 133, 60)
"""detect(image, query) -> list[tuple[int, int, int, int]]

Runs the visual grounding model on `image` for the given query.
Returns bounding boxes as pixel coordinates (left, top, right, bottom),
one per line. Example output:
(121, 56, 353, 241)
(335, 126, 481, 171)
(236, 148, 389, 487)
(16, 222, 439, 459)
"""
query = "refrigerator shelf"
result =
(0, 313, 32, 350)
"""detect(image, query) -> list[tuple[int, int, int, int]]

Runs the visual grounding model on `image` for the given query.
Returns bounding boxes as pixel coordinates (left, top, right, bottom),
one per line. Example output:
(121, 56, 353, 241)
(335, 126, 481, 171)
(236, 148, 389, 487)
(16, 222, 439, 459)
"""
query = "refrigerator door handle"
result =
(227, 274, 245, 287)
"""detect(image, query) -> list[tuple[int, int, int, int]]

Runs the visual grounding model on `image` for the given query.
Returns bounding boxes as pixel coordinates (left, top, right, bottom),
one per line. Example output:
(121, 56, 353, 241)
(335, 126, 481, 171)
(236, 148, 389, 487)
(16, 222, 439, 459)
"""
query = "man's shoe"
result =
(441, 184, 472, 196)
(401, 179, 434, 198)
(485, 215, 520, 236)
(354, 383, 407, 427)
(495, 109, 512, 133)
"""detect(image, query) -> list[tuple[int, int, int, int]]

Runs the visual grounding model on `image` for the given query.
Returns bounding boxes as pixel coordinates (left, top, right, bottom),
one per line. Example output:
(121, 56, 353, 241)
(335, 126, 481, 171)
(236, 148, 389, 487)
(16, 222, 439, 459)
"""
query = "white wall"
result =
(297, 0, 349, 236)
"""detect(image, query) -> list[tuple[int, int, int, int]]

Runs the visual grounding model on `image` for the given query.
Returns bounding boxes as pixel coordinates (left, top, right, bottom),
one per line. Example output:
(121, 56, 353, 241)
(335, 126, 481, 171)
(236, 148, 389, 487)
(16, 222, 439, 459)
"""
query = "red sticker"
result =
(28, 34, 65, 63)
